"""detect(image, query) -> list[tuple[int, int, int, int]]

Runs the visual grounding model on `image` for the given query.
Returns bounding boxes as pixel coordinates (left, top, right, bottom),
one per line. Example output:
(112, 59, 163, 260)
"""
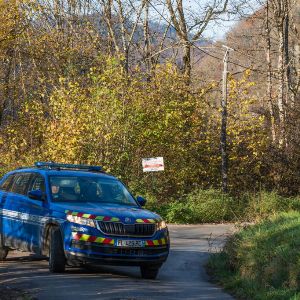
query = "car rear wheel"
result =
(49, 227, 66, 273)
(0, 247, 8, 261)
(140, 264, 160, 279)
(0, 234, 8, 261)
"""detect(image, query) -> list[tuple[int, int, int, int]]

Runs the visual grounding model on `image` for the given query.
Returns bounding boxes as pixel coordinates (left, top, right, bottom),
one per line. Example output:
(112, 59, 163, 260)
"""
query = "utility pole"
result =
(221, 45, 233, 193)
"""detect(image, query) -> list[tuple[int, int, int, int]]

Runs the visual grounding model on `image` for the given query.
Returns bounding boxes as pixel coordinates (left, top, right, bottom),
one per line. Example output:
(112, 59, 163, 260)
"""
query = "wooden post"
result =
(221, 45, 233, 193)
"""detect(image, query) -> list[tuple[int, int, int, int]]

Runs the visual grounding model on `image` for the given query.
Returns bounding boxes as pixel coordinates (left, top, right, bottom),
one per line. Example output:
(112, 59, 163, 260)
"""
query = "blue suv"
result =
(0, 162, 169, 279)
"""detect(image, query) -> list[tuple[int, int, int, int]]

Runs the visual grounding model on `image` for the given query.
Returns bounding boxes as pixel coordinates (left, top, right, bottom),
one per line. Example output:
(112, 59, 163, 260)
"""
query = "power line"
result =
(147, 0, 279, 79)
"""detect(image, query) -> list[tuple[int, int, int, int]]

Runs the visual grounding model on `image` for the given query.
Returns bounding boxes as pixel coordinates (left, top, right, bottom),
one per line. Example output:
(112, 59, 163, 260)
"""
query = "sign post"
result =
(142, 157, 164, 172)
(142, 157, 164, 193)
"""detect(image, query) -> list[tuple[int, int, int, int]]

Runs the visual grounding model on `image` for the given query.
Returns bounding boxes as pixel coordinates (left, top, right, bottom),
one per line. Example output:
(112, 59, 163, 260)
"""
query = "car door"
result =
(24, 173, 48, 253)
(0, 174, 15, 247)
(3, 173, 32, 250)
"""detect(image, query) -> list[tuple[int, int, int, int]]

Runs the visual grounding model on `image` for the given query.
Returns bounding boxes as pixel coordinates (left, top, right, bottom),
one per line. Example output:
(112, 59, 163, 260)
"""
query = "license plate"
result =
(116, 240, 145, 247)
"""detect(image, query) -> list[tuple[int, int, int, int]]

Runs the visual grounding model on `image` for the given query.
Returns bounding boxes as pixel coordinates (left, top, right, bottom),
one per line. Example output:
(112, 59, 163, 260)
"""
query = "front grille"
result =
(71, 241, 167, 256)
(97, 222, 156, 237)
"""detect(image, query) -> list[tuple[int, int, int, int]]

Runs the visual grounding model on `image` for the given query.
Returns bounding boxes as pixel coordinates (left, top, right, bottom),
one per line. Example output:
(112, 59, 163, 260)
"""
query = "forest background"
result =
(0, 0, 299, 222)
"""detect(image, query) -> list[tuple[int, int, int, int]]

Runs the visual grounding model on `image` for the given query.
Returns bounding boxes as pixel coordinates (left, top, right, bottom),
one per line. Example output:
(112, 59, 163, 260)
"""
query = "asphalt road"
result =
(0, 224, 235, 300)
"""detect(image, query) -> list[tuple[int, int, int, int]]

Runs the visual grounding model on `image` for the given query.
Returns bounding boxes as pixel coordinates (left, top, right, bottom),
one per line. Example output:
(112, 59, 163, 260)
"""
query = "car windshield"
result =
(49, 175, 137, 206)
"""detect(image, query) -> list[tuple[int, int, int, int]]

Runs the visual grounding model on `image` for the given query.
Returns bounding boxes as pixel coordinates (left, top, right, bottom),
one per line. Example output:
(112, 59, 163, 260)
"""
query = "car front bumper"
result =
(65, 240, 169, 266)
(63, 226, 170, 266)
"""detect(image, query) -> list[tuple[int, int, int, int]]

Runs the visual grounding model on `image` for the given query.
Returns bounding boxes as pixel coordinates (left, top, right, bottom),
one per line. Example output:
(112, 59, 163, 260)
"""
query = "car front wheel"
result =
(49, 227, 66, 273)
(140, 264, 160, 279)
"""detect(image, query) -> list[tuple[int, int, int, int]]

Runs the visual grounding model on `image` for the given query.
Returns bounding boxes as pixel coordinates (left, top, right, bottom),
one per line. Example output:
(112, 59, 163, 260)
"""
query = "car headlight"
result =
(67, 215, 96, 228)
(157, 220, 167, 230)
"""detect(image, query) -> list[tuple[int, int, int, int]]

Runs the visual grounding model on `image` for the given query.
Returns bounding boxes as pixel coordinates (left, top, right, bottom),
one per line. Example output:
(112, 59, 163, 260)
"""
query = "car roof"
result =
(6, 168, 117, 180)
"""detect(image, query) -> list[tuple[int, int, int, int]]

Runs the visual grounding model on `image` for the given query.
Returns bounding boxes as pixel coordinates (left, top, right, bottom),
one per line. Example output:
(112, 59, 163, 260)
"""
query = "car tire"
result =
(0, 233, 8, 261)
(0, 247, 8, 261)
(140, 264, 160, 279)
(49, 227, 65, 273)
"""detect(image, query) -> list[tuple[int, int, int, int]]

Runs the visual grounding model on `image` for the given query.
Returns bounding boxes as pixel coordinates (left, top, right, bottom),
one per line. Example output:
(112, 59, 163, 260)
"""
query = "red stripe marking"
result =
(89, 215, 96, 219)
(143, 219, 150, 223)
(88, 236, 97, 242)
(158, 239, 162, 245)
(77, 212, 84, 217)
(147, 240, 154, 246)
(103, 238, 112, 244)
(144, 164, 163, 168)
(73, 233, 82, 240)
(103, 216, 111, 221)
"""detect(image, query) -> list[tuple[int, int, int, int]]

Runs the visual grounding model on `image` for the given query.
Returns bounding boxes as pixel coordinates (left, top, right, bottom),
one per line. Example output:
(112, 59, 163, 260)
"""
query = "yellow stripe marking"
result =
(95, 237, 105, 243)
(80, 234, 90, 241)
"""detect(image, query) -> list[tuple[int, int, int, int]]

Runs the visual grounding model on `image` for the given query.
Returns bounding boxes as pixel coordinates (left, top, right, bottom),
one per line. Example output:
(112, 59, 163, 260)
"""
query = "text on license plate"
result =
(116, 240, 145, 247)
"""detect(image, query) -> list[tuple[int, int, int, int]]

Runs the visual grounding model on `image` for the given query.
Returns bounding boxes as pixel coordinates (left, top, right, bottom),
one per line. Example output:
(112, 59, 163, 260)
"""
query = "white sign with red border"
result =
(142, 157, 164, 172)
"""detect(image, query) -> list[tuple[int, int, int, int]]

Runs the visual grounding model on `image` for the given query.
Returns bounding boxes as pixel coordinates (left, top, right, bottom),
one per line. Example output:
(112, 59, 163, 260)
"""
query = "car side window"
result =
(10, 173, 32, 195)
(30, 174, 46, 193)
(0, 174, 14, 191)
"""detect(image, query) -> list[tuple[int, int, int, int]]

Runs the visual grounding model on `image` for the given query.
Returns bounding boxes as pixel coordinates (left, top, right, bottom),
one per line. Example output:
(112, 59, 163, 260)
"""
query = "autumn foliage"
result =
(0, 55, 267, 200)
(0, 0, 299, 205)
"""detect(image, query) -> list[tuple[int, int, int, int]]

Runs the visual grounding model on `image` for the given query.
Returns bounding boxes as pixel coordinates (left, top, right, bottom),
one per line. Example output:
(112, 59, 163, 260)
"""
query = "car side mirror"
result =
(28, 190, 44, 201)
(136, 196, 146, 207)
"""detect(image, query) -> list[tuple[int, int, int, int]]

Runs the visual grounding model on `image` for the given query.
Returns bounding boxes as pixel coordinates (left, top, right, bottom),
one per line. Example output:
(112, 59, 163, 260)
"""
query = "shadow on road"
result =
(0, 249, 232, 300)
(0, 225, 235, 299)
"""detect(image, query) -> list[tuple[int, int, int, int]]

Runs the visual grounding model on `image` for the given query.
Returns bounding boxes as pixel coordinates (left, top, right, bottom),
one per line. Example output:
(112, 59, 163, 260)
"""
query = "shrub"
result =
(160, 189, 237, 223)
(139, 188, 300, 224)
(243, 191, 300, 221)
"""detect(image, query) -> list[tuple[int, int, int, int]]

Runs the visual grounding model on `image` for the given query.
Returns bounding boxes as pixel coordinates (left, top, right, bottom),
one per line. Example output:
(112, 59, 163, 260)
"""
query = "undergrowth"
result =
(144, 188, 300, 224)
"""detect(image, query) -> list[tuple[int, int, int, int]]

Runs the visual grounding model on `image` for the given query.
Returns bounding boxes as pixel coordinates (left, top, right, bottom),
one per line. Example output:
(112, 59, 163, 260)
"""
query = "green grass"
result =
(207, 211, 300, 300)
(145, 189, 238, 223)
(145, 189, 300, 224)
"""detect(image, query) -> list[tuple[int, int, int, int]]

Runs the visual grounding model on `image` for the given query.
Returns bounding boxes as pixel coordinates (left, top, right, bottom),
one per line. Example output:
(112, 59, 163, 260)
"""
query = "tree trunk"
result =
(265, 0, 276, 142)
(143, 1, 151, 79)
(284, 12, 293, 107)
(277, 24, 286, 147)
(1, 52, 13, 126)
(182, 41, 191, 80)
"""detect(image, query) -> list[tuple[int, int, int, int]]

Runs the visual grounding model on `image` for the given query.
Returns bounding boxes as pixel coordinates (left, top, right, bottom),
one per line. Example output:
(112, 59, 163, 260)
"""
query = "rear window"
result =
(10, 173, 32, 195)
(30, 175, 46, 193)
(0, 174, 14, 191)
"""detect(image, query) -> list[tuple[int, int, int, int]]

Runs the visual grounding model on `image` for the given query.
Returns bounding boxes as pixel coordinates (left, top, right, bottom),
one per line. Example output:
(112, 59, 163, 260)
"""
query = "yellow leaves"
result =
(0, 55, 270, 195)
(225, 70, 268, 179)
(245, 69, 251, 76)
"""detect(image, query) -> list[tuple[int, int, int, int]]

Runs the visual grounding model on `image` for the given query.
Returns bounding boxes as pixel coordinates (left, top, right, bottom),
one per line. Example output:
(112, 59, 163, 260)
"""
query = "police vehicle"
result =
(0, 162, 169, 279)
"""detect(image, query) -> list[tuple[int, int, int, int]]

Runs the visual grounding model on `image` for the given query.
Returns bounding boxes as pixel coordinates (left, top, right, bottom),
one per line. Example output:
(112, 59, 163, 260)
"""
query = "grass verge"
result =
(145, 189, 300, 224)
(207, 211, 300, 300)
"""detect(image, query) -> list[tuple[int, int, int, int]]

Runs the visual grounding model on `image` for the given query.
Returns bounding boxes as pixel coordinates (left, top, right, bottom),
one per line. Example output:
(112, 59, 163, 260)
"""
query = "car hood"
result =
(51, 202, 162, 223)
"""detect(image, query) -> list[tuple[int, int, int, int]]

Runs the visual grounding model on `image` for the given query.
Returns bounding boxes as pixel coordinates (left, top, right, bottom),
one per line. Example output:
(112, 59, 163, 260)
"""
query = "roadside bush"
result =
(139, 188, 300, 224)
(208, 211, 300, 300)
(244, 191, 291, 219)
(159, 189, 237, 223)
(243, 191, 300, 221)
